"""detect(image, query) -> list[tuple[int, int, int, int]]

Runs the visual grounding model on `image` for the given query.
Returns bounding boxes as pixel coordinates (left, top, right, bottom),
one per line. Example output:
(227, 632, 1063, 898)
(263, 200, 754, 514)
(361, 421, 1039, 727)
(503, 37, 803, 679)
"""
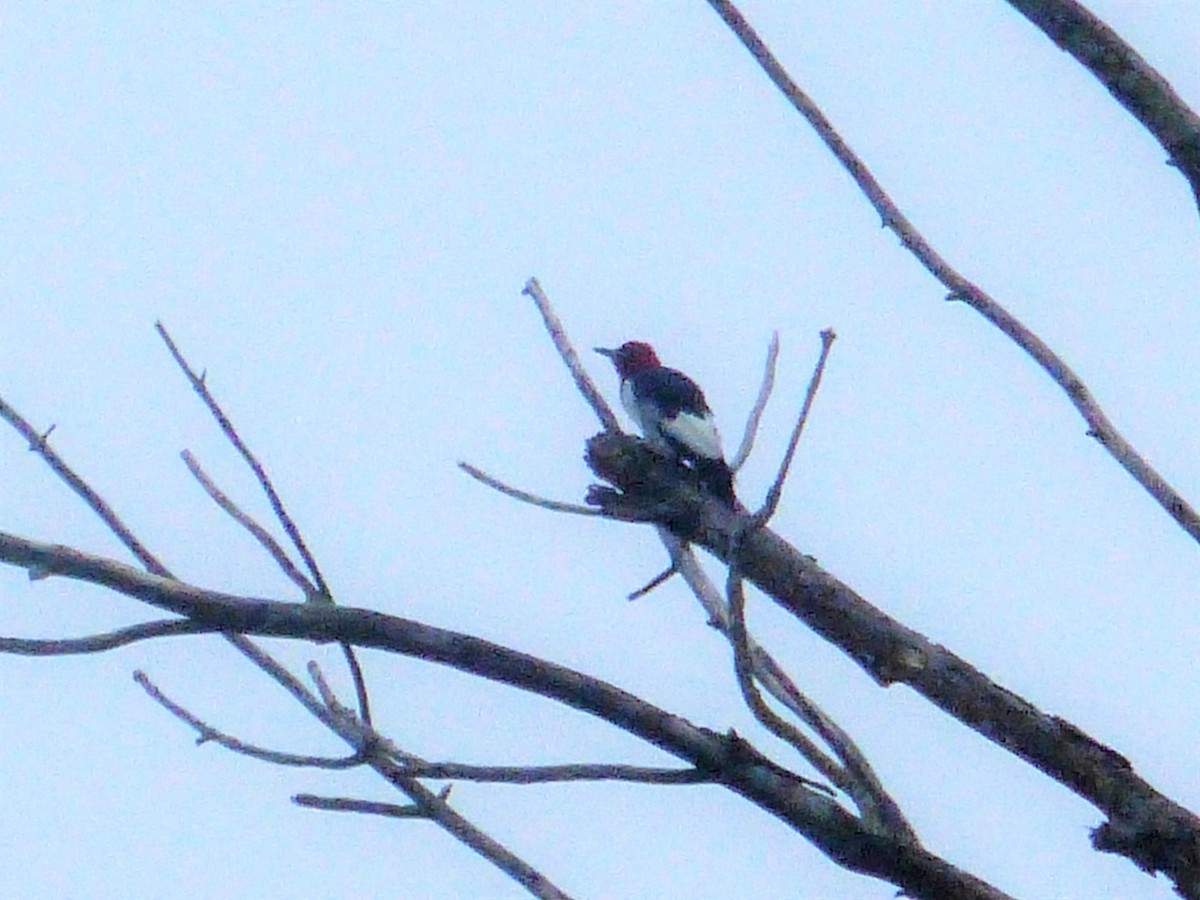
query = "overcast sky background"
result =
(1, 3, 1198, 898)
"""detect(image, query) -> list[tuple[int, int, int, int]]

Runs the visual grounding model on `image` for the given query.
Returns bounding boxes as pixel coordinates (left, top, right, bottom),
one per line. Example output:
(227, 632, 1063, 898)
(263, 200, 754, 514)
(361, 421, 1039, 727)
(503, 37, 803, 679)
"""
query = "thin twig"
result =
(522, 278, 621, 433)
(0, 619, 216, 655)
(756, 329, 836, 524)
(705, 0, 1200, 545)
(308, 660, 340, 710)
(0, 395, 170, 576)
(155, 322, 331, 597)
(664, 530, 909, 830)
(724, 541, 837, 792)
(182, 450, 318, 598)
(748, 646, 915, 840)
(730, 331, 780, 472)
(340, 642, 372, 730)
(293, 794, 427, 818)
(459, 463, 604, 516)
(157, 324, 372, 726)
(224, 638, 573, 898)
(0, 378, 567, 897)
(134, 670, 364, 769)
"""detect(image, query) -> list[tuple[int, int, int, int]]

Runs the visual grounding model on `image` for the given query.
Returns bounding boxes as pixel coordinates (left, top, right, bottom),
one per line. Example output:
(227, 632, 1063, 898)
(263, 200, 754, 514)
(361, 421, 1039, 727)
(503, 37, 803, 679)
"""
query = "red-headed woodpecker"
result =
(595, 340, 736, 505)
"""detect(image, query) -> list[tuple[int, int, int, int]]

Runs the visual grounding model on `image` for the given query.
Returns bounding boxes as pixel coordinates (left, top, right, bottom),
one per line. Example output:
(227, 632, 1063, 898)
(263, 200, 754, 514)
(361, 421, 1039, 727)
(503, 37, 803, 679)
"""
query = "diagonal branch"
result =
(156, 324, 371, 726)
(0, 395, 171, 576)
(522, 278, 621, 433)
(182, 450, 318, 598)
(704, 0, 1200, 547)
(229, 639, 575, 900)
(155, 322, 331, 598)
(586, 435, 1200, 895)
(725, 552, 839, 793)
(753, 329, 836, 525)
(1003, 0, 1200, 212)
(666, 530, 911, 837)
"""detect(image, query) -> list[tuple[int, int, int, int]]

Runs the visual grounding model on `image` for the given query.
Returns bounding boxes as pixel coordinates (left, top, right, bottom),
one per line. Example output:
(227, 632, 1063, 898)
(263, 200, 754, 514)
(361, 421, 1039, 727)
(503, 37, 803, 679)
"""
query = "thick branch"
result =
(397, 762, 713, 786)
(1004, 0, 1200, 211)
(0, 530, 1007, 899)
(587, 432, 1200, 896)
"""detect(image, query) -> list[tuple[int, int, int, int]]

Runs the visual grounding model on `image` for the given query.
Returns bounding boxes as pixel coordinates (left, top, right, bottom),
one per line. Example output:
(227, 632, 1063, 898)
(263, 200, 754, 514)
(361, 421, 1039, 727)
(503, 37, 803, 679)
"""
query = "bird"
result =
(595, 340, 737, 505)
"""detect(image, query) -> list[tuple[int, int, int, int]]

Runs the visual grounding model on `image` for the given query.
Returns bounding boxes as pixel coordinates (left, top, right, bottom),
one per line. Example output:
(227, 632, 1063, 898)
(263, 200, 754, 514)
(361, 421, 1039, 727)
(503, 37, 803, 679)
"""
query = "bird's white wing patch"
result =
(661, 411, 723, 460)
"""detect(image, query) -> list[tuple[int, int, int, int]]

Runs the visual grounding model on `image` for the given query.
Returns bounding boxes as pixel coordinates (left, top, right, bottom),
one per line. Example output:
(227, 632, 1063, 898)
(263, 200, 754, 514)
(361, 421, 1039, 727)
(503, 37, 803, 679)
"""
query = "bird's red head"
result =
(594, 341, 661, 378)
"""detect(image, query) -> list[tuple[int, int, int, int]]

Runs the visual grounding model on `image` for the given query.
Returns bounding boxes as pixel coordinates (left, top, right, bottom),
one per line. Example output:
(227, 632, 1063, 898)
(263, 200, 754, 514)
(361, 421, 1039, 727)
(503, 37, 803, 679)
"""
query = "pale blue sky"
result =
(1, 3, 1198, 898)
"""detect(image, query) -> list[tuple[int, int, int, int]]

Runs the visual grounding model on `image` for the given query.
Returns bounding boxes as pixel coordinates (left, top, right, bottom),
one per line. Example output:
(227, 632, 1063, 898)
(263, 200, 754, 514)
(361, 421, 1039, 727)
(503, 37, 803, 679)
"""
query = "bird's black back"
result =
(627, 367, 711, 418)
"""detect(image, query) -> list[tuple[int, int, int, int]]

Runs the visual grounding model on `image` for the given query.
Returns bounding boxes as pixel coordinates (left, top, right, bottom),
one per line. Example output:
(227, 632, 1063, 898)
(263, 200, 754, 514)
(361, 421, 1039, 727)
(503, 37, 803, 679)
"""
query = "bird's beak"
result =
(594, 347, 616, 359)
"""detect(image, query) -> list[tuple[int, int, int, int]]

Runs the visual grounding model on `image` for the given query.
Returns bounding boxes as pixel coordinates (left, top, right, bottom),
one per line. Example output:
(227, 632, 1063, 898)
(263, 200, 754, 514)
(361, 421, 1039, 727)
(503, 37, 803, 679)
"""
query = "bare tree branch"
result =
(586, 433, 1200, 894)
(0, 619, 216, 655)
(0, 530, 1010, 898)
(397, 761, 714, 786)
(704, 0, 1200, 547)
(626, 562, 677, 600)
(458, 462, 603, 516)
(182, 450, 317, 598)
(134, 670, 364, 769)
(522, 282, 910, 835)
(156, 325, 372, 727)
(0, 395, 171, 576)
(1004, 0, 1200, 212)
(754, 328, 836, 525)
(293, 794, 427, 819)
(522, 278, 621, 433)
(747, 646, 913, 839)
(725, 539, 840, 792)
(214, 622, 575, 900)
(156, 322, 332, 598)
(0, 380, 561, 895)
(665, 530, 911, 836)
(730, 331, 779, 472)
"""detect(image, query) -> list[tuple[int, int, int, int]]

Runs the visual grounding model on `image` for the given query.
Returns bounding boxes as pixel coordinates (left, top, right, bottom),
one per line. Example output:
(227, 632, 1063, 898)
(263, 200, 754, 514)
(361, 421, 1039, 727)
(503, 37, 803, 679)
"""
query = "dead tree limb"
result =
(703, 0, 1200, 547)
(0, 529, 1011, 900)
(1003, 0, 1200, 212)
(586, 434, 1200, 897)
